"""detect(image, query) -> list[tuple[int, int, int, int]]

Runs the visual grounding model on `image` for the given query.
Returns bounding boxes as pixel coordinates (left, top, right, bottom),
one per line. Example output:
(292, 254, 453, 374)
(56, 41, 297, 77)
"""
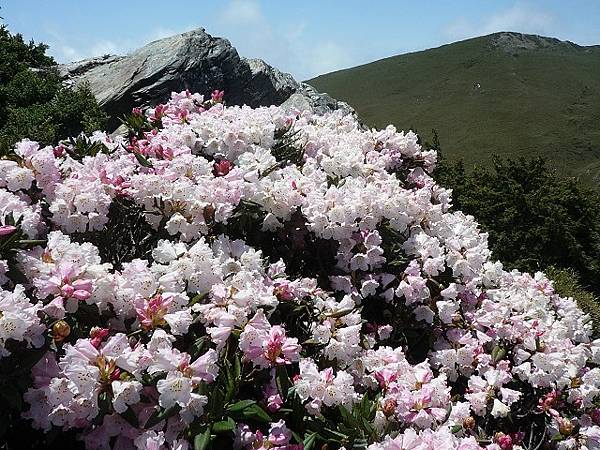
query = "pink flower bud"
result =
(213, 159, 233, 177)
(72, 290, 92, 301)
(53, 145, 65, 157)
(90, 327, 110, 348)
(110, 368, 121, 381)
(494, 433, 513, 450)
(60, 284, 75, 298)
(211, 90, 224, 103)
(72, 279, 93, 292)
(0, 225, 16, 236)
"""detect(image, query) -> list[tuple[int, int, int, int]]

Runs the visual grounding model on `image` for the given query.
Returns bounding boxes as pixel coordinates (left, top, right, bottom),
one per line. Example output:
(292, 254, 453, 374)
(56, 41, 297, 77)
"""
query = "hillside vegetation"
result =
(308, 32, 600, 184)
(0, 25, 106, 154)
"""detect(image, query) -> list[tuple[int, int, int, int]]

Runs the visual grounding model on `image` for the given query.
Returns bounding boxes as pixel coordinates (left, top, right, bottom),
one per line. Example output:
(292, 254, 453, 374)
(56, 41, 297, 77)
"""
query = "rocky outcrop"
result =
(59, 28, 356, 129)
(489, 31, 581, 53)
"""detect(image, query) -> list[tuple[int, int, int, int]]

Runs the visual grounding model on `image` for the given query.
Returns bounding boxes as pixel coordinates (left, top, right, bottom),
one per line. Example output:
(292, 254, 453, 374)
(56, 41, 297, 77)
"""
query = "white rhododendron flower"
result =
(0, 90, 596, 449)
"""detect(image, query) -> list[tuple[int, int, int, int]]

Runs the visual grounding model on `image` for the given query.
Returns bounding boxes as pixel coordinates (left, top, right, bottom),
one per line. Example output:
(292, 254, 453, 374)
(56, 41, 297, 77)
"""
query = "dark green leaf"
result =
(212, 417, 235, 434)
(194, 427, 212, 450)
(303, 432, 318, 450)
(275, 365, 291, 399)
(242, 404, 272, 423)
(226, 399, 256, 412)
(145, 404, 181, 428)
(135, 152, 154, 168)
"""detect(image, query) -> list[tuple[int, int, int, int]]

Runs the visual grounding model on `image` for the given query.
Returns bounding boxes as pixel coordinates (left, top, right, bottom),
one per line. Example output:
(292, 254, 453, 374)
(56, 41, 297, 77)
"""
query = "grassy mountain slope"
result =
(307, 32, 600, 183)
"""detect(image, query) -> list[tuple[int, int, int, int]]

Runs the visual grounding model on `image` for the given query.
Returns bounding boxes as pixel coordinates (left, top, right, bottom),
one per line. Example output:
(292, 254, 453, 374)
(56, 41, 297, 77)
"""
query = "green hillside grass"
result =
(307, 32, 600, 184)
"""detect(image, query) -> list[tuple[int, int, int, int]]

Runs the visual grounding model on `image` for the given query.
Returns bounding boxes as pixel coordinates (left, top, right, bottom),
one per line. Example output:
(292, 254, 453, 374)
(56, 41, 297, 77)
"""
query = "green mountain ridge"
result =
(307, 32, 600, 184)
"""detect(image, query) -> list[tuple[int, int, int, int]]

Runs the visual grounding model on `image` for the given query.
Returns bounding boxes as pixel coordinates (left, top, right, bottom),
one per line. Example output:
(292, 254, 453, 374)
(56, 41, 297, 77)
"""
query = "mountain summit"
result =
(59, 28, 356, 129)
(308, 32, 600, 182)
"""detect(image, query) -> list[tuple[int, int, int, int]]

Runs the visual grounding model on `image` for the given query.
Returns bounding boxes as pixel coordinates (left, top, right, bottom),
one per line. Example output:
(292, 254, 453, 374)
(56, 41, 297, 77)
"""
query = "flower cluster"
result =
(0, 90, 598, 450)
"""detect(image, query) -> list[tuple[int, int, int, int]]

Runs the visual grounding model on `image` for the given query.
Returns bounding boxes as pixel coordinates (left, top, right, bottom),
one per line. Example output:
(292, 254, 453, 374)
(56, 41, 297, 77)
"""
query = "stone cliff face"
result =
(59, 28, 356, 129)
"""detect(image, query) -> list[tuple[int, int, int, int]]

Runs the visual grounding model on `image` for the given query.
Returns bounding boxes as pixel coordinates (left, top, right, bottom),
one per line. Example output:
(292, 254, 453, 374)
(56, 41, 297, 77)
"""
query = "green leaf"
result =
(352, 438, 369, 449)
(227, 401, 272, 423)
(233, 354, 242, 380)
(189, 292, 208, 306)
(224, 361, 237, 403)
(303, 432, 318, 450)
(145, 404, 181, 428)
(188, 336, 209, 358)
(339, 405, 359, 429)
(135, 152, 154, 168)
(322, 427, 349, 442)
(212, 417, 235, 434)
(491, 345, 506, 363)
(240, 404, 272, 423)
(275, 365, 291, 399)
(226, 399, 256, 412)
(194, 427, 212, 450)
(208, 387, 225, 419)
(121, 407, 139, 428)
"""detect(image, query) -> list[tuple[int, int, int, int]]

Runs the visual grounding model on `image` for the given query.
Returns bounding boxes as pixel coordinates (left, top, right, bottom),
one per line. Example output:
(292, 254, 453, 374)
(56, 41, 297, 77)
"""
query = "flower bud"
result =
(0, 225, 16, 236)
(463, 416, 476, 430)
(213, 159, 233, 177)
(494, 432, 513, 450)
(61, 284, 74, 298)
(591, 409, 600, 425)
(203, 204, 215, 222)
(53, 144, 65, 157)
(90, 327, 110, 348)
(558, 418, 574, 436)
(382, 398, 397, 417)
(211, 89, 224, 103)
(52, 320, 71, 342)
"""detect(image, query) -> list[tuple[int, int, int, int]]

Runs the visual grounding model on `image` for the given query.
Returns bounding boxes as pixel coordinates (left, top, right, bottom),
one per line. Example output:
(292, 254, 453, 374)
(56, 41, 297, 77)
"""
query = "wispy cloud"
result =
(307, 41, 353, 76)
(221, 0, 263, 25)
(444, 3, 555, 41)
(211, 0, 354, 79)
(44, 25, 196, 63)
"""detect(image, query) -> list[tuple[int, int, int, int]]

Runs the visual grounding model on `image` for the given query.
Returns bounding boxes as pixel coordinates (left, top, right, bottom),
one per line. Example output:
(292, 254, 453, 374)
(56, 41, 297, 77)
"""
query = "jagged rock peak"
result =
(59, 27, 357, 129)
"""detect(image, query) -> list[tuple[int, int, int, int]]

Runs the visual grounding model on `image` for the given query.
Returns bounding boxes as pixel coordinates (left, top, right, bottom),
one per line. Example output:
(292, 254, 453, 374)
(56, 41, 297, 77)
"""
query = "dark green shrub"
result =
(545, 266, 600, 337)
(0, 25, 106, 154)
(435, 153, 600, 294)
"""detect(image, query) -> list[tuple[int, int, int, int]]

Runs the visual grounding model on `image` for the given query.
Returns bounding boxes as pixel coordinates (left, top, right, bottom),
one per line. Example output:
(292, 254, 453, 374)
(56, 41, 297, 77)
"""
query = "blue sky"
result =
(2, 1, 600, 80)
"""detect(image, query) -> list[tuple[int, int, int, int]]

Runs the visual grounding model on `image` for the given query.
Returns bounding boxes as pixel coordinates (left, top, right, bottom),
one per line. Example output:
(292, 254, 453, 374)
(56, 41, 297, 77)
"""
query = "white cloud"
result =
(210, 0, 353, 79)
(148, 25, 197, 42)
(444, 3, 555, 41)
(89, 40, 122, 57)
(52, 44, 85, 63)
(221, 0, 263, 25)
(44, 25, 196, 63)
(306, 41, 353, 76)
(43, 0, 355, 79)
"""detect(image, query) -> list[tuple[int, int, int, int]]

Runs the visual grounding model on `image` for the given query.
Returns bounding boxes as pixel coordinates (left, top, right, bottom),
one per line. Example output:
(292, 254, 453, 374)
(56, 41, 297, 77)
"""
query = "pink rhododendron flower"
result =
(239, 309, 300, 368)
(1, 90, 598, 449)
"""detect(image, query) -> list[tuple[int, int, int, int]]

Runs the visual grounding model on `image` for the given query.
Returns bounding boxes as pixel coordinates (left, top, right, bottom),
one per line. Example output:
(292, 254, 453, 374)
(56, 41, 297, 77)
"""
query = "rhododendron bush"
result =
(0, 90, 599, 450)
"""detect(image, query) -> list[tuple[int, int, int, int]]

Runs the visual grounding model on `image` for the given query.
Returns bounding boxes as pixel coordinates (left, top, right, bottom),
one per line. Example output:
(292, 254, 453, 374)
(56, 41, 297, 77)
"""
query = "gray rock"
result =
(58, 28, 358, 129)
(490, 31, 580, 53)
